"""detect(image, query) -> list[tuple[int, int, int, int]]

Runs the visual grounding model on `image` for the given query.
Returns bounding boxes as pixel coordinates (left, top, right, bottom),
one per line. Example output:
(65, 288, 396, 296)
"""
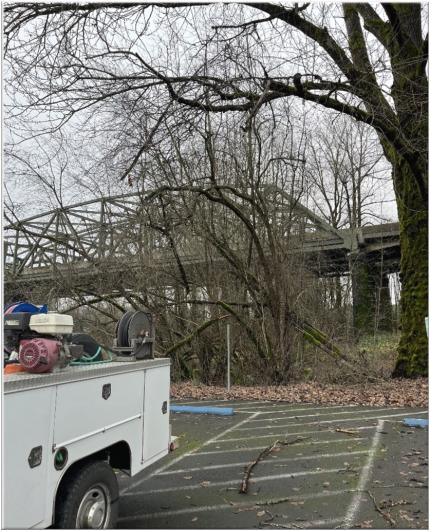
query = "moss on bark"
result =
(392, 158, 428, 377)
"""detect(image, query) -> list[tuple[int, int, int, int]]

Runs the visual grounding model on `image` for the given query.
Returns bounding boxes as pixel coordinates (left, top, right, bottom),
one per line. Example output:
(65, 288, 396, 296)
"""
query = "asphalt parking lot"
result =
(118, 400, 428, 529)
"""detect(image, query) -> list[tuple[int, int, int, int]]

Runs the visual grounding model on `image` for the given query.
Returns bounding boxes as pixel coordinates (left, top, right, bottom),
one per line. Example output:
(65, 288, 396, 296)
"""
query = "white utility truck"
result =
(3, 308, 172, 529)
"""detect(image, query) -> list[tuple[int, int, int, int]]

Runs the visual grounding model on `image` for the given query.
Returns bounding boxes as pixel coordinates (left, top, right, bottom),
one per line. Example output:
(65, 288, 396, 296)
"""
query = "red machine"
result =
(4, 309, 82, 373)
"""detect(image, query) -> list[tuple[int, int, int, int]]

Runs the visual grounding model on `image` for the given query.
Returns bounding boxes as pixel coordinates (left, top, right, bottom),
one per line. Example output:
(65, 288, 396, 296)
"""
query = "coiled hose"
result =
(70, 346, 114, 365)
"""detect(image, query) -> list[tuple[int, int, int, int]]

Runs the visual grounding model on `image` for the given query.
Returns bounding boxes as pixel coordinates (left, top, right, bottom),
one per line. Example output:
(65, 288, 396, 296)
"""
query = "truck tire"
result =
(55, 460, 119, 529)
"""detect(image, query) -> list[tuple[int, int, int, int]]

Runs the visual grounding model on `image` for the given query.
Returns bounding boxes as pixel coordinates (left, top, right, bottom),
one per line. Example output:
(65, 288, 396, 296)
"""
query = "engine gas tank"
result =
(29, 313, 73, 335)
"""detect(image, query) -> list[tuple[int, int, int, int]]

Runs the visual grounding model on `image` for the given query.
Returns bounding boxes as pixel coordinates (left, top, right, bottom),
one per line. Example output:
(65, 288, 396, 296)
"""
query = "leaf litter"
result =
(171, 378, 427, 407)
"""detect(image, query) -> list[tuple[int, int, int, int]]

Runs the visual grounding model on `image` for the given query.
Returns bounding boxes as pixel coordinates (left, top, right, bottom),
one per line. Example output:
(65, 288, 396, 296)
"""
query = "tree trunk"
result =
(391, 158, 428, 377)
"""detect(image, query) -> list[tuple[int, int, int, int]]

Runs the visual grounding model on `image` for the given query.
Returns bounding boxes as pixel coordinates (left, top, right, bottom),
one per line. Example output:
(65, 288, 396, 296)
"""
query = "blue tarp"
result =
(403, 418, 428, 428)
(5, 302, 47, 314)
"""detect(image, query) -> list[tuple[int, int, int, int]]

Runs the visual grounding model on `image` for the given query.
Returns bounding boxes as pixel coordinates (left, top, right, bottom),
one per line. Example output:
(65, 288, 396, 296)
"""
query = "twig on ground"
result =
(233, 506, 257, 514)
(408, 478, 426, 484)
(337, 464, 359, 474)
(367, 490, 396, 527)
(335, 428, 360, 436)
(239, 437, 310, 494)
(264, 523, 302, 529)
(256, 497, 291, 506)
(380, 499, 413, 509)
(261, 509, 275, 523)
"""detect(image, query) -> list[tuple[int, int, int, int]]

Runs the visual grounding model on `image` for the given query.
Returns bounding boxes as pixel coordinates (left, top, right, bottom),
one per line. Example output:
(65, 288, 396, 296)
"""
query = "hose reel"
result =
(114, 310, 154, 359)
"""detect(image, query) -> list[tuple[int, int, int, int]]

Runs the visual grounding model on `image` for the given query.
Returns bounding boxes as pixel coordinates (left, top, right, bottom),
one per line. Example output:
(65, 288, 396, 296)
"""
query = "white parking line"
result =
(215, 425, 375, 443)
(276, 516, 344, 529)
(235, 404, 359, 413)
(261, 516, 345, 529)
(159, 450, 368, 475)
(185, 437, 368, 456)
(218, 410, 428, 437)
(119, 489, 351, 522)
(124, 467, 357, 496)
(236, 407, 412, 427)
(120, 411, 259, 494)
(174, 399, 270, 406)
(343, 420, 385, 528)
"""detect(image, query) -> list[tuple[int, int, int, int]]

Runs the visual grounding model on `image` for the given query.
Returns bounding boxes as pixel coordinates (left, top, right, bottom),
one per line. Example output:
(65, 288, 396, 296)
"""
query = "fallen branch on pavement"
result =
(367, 490, 396, 527)
(239, 437, 310, 494)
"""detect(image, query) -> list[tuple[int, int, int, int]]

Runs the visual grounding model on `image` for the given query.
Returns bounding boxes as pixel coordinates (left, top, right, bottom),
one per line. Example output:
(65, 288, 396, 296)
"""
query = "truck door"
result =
(3, 387, 55, 529)
(142, 365, 170, 463)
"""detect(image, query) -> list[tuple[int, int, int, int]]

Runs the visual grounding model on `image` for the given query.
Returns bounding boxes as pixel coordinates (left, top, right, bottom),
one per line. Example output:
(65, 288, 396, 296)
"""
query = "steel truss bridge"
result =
(4, 191, 400, 299)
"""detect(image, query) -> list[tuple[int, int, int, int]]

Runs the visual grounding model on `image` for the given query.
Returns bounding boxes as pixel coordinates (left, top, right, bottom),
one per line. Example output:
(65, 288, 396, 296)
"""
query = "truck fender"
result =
(51, 440, 131, 523)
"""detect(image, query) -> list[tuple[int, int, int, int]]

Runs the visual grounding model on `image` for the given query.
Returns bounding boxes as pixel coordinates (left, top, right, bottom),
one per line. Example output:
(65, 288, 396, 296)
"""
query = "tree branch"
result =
(247, 3, 356, 79)
(212, 3, 310, 30)
(353, 3, 392, 50)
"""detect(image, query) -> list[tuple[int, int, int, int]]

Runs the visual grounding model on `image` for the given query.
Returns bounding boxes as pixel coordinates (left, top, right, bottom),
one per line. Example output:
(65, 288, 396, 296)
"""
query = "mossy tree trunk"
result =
(391, 158, 428, 376)
(381, 5, 428, 375)
(342, 3, 428, 375)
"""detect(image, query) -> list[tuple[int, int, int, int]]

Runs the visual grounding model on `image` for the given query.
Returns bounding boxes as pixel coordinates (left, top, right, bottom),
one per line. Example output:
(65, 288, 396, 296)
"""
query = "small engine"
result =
(4, 311, 83, 373)
(19, 338, 62, 373)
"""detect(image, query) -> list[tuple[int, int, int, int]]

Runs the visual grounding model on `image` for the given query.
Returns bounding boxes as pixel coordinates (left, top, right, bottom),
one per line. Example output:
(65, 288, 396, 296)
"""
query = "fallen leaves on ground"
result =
(379, 499, 412, 509)
(398, 510, 415, 523)
(170, 378, 427, 408)
(357, 520, 374, 528)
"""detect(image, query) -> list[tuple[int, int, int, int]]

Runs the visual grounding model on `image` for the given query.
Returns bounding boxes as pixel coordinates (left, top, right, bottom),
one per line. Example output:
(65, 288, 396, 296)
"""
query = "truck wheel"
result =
(55, 460, 119, 529)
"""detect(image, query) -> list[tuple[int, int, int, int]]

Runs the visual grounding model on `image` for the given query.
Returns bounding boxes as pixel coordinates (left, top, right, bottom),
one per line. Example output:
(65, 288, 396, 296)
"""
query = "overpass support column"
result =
(350, 252, 392, 335)
(351, 252, 375, 335)
(375, 273, 393, 332)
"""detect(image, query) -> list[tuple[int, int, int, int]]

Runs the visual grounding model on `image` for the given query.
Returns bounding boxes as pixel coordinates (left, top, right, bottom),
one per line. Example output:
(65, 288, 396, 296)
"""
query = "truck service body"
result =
(3, 308, 171, 529)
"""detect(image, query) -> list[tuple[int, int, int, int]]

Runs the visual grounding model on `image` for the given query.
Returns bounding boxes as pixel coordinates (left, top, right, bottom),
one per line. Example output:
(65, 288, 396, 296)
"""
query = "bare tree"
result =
(4, 2, 427, 376)
(306, 114, 396, 335)
(307, 115, 392, 231)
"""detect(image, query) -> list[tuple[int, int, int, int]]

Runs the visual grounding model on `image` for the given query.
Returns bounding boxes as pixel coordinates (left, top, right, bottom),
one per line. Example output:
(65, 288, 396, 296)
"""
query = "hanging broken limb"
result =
(163, 314, 228, 356)
(290, 312, 378, 382)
